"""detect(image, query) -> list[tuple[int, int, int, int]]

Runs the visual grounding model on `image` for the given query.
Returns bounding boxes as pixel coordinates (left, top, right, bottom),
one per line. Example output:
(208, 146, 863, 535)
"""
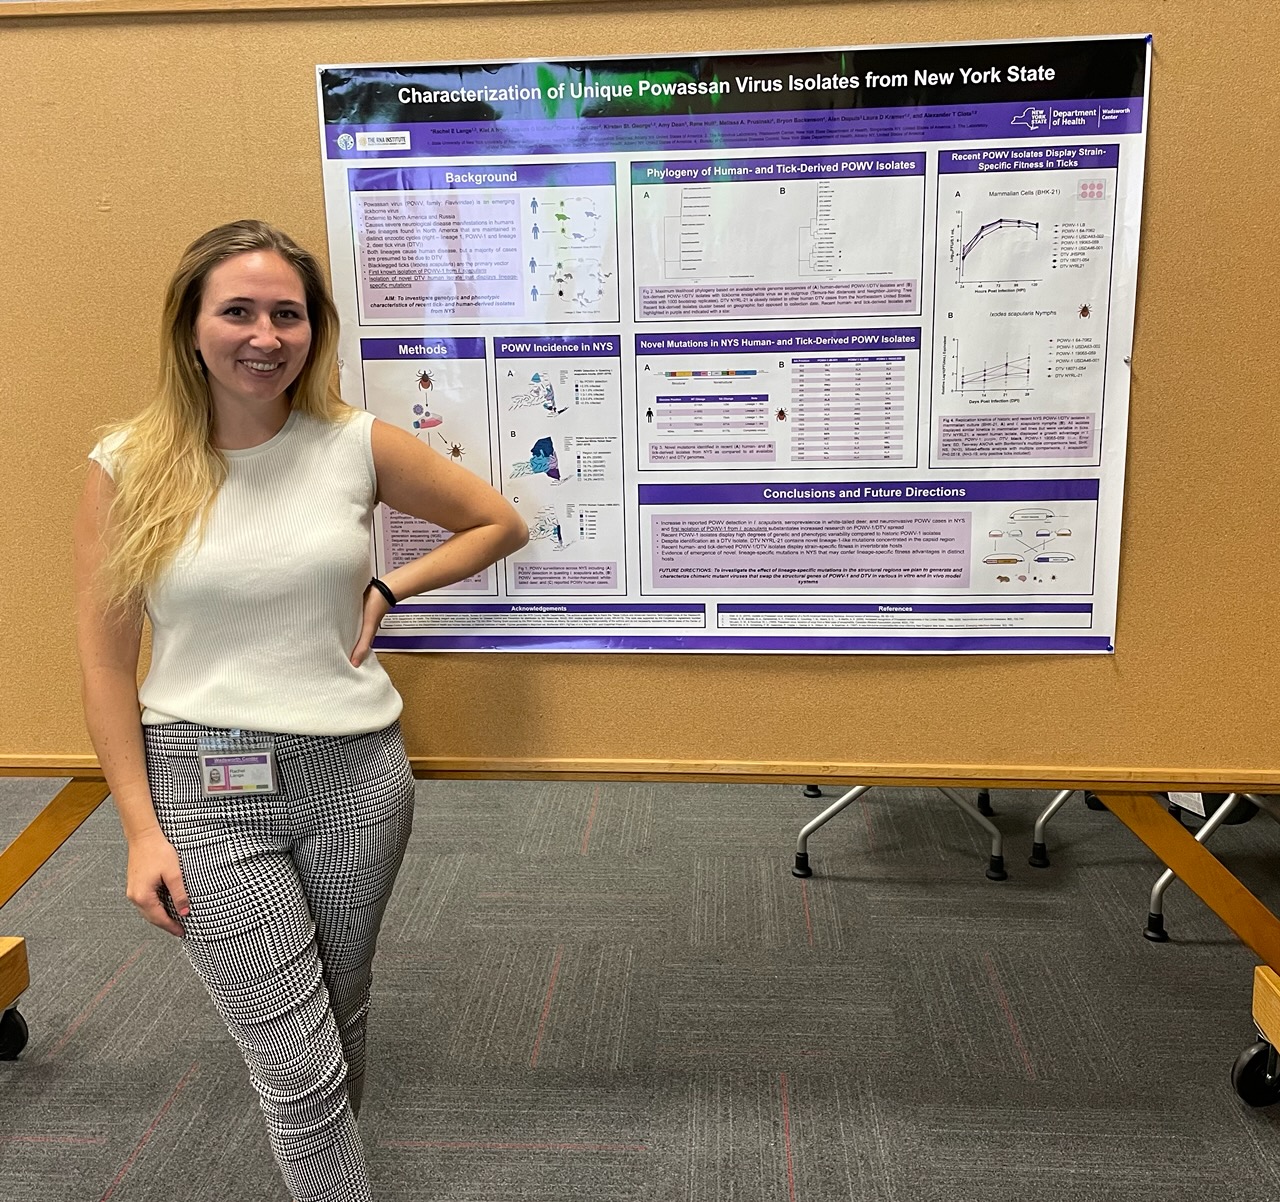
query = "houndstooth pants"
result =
(144, 720, 416, 1202)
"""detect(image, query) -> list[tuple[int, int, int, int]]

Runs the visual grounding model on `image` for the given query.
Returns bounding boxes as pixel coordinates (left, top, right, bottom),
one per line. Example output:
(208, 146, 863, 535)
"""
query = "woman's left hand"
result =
(350, 584, 391, 666)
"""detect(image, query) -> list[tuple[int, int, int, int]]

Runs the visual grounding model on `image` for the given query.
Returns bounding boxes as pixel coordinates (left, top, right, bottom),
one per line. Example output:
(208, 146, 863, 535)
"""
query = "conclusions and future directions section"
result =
(639, 478, 1099, 597)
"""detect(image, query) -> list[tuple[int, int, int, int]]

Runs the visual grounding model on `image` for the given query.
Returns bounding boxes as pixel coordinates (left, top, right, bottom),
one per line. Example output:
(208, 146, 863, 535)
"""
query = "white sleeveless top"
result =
(90, 408, 403, 736)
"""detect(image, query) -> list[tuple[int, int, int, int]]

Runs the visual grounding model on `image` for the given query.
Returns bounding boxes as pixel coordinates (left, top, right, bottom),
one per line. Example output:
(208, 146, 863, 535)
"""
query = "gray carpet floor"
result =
(2, 776, 1278, 1201)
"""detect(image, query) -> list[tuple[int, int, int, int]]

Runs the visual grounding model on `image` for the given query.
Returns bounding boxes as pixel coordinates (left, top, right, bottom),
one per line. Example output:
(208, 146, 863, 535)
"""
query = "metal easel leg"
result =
(792, 785, 873, 878)
(1028, 789, 1077, 868)
(938, 788, 1008, 880)
(1245, 793, 1280, 822)
(1144, 793, 1240, 942)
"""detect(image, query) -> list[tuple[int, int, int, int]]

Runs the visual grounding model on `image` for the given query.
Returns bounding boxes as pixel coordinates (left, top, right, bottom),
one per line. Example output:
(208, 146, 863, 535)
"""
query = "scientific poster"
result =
(316, 34, 1150, 652)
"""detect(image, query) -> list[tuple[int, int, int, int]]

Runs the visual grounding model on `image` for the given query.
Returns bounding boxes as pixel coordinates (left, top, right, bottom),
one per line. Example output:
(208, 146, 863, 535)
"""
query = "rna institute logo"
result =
(336, 133, 355, 150)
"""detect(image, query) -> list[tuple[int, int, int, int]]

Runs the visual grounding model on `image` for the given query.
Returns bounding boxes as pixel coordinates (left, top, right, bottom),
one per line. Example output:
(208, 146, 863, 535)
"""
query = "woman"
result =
(73, 220, 527, 1201)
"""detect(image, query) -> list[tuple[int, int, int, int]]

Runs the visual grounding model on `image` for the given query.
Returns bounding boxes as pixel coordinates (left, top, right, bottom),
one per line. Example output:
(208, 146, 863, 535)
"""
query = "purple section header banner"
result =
(638, 479, 1101, 505)
(348, 162, 616, 190)
(397, 603, 700, 614)
(635, 329, 920, 355)
(495, 335, 621, 358)
(374, 632, 1114, 652)
(630, 153, 924, 184)
(719, 603, 1092, 614)
(657, 395, 769, 405)
(325, 98, 1144, 159)
(361, 337, 485, 359)
(794, 355, 905, 364)
(939, 143, 1120, 173)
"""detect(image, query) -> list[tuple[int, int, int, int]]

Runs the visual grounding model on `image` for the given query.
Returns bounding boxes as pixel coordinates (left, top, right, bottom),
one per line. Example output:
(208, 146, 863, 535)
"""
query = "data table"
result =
(790, 355, 908, 463)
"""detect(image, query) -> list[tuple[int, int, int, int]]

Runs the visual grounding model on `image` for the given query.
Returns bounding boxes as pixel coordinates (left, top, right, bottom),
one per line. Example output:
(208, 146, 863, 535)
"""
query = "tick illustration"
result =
(436, 434, 465, 461)
(775, 408, 788, 421)
(1078, 304, 1091, 318)
(416, 370, 435, 390)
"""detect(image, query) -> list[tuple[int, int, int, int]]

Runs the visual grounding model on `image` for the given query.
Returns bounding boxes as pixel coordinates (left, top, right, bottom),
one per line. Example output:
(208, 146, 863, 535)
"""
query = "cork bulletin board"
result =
(1, 0, 1276, 790)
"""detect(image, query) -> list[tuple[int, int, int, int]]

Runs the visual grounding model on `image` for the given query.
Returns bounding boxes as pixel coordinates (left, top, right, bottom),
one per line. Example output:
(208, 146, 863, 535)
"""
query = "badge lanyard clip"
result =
(196, 729, 279, 797)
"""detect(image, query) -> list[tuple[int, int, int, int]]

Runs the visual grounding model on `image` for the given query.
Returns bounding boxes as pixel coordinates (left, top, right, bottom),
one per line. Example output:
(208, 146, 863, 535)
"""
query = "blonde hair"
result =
(98, 220, 350, 607)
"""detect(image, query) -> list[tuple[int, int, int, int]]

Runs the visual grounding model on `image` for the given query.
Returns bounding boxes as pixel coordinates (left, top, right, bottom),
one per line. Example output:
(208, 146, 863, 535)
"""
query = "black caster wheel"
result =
(0, 1008, 29, 1060)
(802, 784, 823, 799)
(1083, 792, 1107, 811)
(1143, 912, 1169, 942)
(1231, 1040, 1280, 1107)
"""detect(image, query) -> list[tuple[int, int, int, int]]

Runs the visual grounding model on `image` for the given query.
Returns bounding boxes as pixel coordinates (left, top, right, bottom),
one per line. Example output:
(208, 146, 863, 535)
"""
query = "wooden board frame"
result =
(0, 0, 612, 18)
(1, 5, 1277, 793)
(0, 938, 30, 1015)
(3, 758, 1280, 791)
(1255, 967, 1280, 1048)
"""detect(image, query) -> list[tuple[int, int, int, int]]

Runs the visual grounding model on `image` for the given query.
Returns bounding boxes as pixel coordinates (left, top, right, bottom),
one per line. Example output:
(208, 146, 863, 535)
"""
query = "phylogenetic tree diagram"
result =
(797, 180, 840, 276)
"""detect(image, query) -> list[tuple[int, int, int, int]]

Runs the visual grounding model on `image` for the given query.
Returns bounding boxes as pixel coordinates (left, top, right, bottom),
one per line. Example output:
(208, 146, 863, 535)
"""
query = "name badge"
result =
(197, 731, 279, 797)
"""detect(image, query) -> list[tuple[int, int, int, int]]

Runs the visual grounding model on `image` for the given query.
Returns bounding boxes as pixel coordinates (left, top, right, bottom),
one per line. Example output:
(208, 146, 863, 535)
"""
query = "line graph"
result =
(960, 352, 1032, 392)
(954, 213, 1041, 283)
(949, 340, 1034, 394)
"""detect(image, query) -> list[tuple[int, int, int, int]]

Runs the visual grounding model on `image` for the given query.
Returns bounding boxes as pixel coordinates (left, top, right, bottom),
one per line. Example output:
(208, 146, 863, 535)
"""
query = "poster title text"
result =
(395, 65, 1057, 105)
